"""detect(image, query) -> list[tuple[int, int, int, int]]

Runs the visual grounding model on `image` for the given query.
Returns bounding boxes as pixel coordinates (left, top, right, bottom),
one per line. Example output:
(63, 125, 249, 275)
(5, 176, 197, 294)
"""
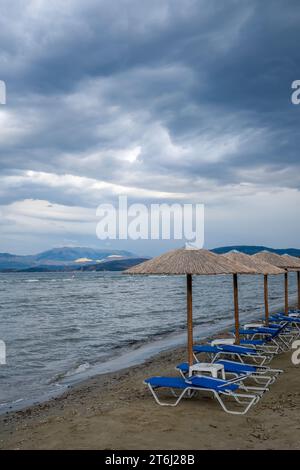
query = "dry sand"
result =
(0, 342, 300, 450)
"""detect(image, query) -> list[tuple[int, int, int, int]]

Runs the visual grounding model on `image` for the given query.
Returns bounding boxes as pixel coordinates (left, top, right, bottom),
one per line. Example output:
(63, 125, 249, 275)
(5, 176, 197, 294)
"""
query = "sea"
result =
(0, 271, 297, 413)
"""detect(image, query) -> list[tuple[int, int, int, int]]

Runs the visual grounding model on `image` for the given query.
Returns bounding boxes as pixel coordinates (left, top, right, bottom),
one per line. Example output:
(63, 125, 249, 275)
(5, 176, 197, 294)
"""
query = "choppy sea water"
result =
(0, 271, 297, 412)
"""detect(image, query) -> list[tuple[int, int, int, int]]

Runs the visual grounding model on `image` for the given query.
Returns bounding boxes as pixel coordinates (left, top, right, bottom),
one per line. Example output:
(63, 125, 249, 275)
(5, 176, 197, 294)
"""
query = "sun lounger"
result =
(270, 315, 300, 338)
(144, 375, 261, 415)
(288, 310, 300, 317)
(211, 337, 277, 359)
(237, 329, 287, 352)
(176, 359, 282, 386)
(272, 314, 300, 325)
(236, 324, 293, 352)
(238, 338, 280, 355)
(193, 344, 270, 365)
(276, 310, 300, 317)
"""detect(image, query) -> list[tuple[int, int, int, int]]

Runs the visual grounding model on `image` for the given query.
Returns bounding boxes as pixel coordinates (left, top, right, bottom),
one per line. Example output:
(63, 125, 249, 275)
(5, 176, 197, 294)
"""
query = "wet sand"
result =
(0, 339, 299, 449)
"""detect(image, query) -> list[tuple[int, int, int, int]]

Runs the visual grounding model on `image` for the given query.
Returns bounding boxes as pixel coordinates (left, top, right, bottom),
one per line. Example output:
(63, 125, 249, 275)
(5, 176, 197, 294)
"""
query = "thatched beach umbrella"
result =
(253, 252, 300, 315)
(125, 248, 255, 365)
(223, 251, 285, 325)
(282, 254, 300, 310)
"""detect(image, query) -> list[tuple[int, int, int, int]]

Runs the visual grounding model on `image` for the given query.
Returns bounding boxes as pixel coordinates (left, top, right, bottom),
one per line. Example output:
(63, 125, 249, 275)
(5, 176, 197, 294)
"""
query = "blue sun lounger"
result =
(269, 315, 300, 340)
(271, 314, 300, 326)
(236, 327, 291, 352)
(144, 375, 261, 415)
(240, 339, 265, 345)
(176, 360, 281, 388)
(193, 344, 270, 365)
(288, 309, 300, 317)
(234, 322, 294, 352)
(215, 360, 282, 382)
(275, 310, 300, 317)
(238, 338, 282, 354)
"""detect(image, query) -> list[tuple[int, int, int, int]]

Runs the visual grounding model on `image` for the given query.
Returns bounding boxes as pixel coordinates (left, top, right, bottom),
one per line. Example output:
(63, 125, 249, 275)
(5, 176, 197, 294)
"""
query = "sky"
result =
(0, 0, 299, 256)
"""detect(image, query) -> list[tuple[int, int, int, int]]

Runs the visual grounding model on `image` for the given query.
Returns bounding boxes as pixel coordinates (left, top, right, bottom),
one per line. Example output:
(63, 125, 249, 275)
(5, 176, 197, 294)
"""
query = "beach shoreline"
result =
(0, 320, 241, 416)
(0, 306, 300, 450)
(0, 299, 294, 416)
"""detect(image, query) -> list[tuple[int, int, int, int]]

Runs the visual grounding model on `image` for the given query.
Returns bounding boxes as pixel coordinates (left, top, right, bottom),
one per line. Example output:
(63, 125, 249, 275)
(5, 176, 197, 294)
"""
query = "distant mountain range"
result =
(211, 245, 300, 257)
(19, 258, 149, 273)
(0, 245, 299, 272)
(0, 247, 145, 272)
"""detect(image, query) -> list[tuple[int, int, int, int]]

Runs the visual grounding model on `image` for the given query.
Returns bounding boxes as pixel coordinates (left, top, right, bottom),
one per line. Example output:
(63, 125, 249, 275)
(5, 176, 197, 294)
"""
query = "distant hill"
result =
(11, 258, 148, 273)
(76, 258, 148, 272)
(33, 247, 134, 264)
(0, 253, 34, 270)
(211, 245, 300, 257)
(0, 247, 139, 271)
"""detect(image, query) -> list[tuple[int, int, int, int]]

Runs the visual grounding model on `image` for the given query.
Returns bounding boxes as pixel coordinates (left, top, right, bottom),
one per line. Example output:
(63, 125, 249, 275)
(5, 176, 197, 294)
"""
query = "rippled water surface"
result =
(0, 271, 297, 411)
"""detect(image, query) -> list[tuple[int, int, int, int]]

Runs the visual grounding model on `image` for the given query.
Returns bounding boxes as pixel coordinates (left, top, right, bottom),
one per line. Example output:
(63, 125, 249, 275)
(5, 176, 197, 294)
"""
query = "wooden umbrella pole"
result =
(233, 273, 240, 345)
(264, 274, 269, 326)
(285, 272, 289, 315)
(186, 274, 193, 366)
(298, 271, 300, 311)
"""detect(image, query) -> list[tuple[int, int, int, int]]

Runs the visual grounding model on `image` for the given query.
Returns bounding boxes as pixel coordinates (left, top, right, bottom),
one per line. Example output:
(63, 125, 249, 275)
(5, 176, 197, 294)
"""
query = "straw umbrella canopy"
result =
(253, 251, 300, 315)
(125, 248, 255, 365)
(223, 251, 285, 325)
(282, 254, 300, 310)
(281, 254, 300, 268)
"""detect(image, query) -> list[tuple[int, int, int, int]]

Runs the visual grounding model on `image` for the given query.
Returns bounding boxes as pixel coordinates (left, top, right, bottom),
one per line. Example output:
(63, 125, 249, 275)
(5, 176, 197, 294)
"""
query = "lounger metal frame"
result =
(144, 379, 261, 415)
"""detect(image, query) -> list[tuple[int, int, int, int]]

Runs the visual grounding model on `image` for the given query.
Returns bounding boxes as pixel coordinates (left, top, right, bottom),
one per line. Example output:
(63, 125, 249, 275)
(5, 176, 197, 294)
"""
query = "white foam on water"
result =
(0, 398, 24, 408)
(65, 362, 91, 377)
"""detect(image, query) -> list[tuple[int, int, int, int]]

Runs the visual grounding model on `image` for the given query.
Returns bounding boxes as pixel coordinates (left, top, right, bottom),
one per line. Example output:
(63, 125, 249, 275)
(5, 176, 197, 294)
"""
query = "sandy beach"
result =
(0, 333, 299, 450)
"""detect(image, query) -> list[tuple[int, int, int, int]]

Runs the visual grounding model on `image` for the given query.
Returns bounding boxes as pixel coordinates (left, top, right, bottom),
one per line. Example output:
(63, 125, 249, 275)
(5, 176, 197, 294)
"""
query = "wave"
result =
(49, 362, 91, 383)
(0, 397, 24, 408)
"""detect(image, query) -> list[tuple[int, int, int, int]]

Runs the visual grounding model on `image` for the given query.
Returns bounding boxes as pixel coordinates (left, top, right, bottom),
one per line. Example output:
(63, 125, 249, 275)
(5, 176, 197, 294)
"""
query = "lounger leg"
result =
(260, 344, 279, 355)
(251, 354, 267, 366)
(230, 373, 274, 388)
(147, 384, 189, 407)
(249, 375, 274, 387)
(274, 336, 289, 352)
(213, 391, 259, 415)
(240, 384, 268, 395)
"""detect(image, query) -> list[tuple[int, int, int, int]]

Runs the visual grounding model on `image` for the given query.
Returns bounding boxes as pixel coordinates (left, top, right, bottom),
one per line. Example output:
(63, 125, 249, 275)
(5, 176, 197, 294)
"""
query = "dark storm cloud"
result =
(0, 1, 246, 91)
